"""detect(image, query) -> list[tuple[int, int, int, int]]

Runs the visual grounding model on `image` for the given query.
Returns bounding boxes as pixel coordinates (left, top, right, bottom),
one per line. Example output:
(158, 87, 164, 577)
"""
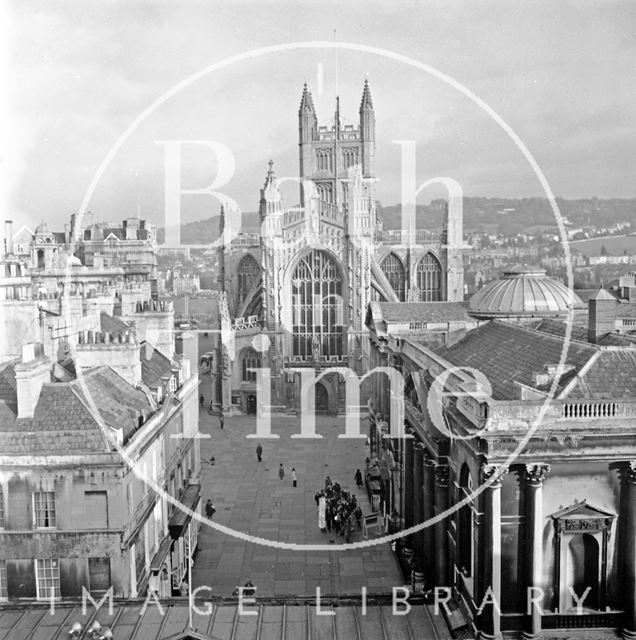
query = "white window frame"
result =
(0, 560, 7, 600)
(32, 491, 56, 529)
(35, 558, 61, 600)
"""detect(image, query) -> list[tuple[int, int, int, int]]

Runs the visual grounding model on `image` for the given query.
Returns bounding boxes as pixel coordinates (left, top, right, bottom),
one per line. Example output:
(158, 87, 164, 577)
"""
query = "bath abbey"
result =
(215, 80, 464, 415)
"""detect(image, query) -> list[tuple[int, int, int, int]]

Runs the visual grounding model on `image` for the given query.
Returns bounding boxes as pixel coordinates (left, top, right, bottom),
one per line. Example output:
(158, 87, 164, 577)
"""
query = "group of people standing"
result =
(315, 475, 363, 543)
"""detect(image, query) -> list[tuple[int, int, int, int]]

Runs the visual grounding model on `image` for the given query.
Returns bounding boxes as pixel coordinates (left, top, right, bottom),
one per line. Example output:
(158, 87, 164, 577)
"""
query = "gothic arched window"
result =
(237, 254, 260, 307)
(380, 253, 406, 302)
(416, 253, 442, 301)
(291, 250, 344, 361)
(241, 347, 261, 382)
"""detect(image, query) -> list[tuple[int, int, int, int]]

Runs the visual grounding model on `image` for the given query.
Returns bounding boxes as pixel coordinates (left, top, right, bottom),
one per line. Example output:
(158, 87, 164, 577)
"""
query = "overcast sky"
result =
(2, 0, 635, 231)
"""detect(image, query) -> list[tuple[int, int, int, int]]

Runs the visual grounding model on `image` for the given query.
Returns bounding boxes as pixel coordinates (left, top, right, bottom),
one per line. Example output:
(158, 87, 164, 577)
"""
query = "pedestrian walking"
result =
(291, 468, 297, 488)
(354, 504, 362, 529)
(219, 411, 224, 429)
(354, 469, 363, 487)
(199, 393, 204, 408)
(278, 463, 285, 481)
(205, 499, 216, 519)
(256, 443, 263, 462)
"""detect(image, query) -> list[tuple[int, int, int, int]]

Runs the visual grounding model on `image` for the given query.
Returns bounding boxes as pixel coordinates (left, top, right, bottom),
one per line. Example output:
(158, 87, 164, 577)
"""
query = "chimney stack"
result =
(587, 288, 617, 343)
(14, 342, 50, 418)
(4, 220, 14, 256)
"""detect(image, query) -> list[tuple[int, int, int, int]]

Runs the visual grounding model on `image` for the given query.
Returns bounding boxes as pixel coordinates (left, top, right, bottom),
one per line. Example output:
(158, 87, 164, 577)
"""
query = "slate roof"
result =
(100, 311, 132, 334)
(378, 302, 470, 323)
(532, 318, 590, 343)
(616, 301, 636, 319)
(533, 318, 635, 347)
(0, 366, 154, 454)
(0, 362, 17, 409)
(141, 341, 174, 388)
(0, 601, 451, 640)
(567, 350, 636, 399)
(433, 321, 598, 400)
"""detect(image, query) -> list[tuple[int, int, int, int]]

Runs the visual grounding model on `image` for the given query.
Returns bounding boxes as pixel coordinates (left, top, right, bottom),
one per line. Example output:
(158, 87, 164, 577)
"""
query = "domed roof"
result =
(468, 265, 584, 318)
(34, 221, 51, 235)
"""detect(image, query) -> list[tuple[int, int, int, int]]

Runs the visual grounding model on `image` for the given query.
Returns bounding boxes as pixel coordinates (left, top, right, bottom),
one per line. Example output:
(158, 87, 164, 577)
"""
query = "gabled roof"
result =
(433, 321, 597, 401)
(100, 311, 132, 334)
(0, 365, 155, 455)
(140, 341, 174, 388)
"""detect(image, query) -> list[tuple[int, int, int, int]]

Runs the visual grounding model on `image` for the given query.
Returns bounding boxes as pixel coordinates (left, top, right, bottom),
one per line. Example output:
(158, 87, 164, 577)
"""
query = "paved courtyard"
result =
(192, 380, 404, 597)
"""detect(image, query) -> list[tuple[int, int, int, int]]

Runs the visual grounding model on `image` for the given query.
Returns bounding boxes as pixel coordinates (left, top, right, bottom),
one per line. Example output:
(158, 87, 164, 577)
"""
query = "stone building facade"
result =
(215, 81, 464, 415)
(366, 274, 636, 639)
(0, 332, 200, 602)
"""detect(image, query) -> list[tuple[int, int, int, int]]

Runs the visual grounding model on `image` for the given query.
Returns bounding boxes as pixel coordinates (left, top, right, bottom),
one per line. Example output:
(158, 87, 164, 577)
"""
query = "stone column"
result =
(404, 434, 414, 530)
(522, 463, 550, 640)
(622, 462, 636, 640)
(423, 457, 437, 586)
(479, 464, 507, 640)
(434, 464, 450, 587)
(412, 444, 425, 570)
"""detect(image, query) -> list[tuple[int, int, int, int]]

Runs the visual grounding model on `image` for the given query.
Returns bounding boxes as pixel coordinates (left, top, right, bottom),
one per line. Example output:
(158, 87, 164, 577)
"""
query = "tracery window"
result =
(241, 348, 261, 382)
(343, 148, 358, 169)
(380, 253, 406, 301)
(416, 253, 442, 301)
(292, 250, 344, 361)
(237, 254, 260, 307)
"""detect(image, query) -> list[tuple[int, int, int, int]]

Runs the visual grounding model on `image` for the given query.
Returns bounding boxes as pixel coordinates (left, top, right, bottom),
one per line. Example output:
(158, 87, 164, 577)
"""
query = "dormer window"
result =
(169, 376, 177, 393)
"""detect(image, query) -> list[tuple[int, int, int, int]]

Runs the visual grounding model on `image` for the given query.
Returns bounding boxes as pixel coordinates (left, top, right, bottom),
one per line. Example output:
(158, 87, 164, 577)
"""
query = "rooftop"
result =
(431, 320, 636, 402)
(0, 600, 449, 640)
(468, 265, 584, 318)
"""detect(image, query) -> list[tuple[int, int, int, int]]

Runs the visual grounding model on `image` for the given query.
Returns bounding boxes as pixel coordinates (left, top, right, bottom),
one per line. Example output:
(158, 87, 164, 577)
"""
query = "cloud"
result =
(4, 0, 636, 230)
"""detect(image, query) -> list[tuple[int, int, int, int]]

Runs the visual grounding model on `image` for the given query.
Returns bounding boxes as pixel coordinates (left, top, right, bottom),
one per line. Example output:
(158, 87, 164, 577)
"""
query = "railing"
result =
(232, 315, 261, 331)
(380, 229, 441, 244)
(619, 318, 636, 328)
(563, 401, 619, 419)
(230, 233, 259, 248)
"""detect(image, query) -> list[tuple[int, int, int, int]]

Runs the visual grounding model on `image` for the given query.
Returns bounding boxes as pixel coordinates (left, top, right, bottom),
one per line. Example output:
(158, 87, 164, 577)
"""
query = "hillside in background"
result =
(157, 197, 636, 242)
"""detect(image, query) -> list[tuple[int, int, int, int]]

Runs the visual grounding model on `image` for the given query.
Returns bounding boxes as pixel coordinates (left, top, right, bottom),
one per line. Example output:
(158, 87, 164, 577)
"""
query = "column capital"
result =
(481, 463, 508, 487)
(525, 463, 550, 486)
(435, 464, 450, 487)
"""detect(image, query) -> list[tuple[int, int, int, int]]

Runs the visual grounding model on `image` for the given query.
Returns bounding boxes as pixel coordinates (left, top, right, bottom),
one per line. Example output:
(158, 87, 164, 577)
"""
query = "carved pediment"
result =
(550, 500, 615, 532)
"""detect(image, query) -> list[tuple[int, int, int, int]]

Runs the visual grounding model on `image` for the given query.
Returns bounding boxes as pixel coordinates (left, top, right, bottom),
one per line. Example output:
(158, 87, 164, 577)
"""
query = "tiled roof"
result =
(0, 385, 108, 454)
(567, 350, 636, 399)
(533, 318, 636, 347)
(532, 318, 590, 343)
(100, 311, 132, 334)
(76, 367, 153, 439)
(616, 301, 636, 319)
(0, 601, 451, 640)
(0, 362, 17, 408)
(434, 321, 597, 400)
(0, 366, 154, 454)
(140, 340, 174, 388)
(378, 302, 470, 324)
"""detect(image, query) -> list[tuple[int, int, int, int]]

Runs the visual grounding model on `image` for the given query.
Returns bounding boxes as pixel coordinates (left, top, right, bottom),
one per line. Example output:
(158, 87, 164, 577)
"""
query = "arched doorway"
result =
(315, 382, 329, 413)
(246, 395, 257, 414)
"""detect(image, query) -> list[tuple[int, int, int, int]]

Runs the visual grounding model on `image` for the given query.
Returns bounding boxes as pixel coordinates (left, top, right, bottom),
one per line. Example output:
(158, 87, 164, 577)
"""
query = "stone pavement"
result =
(192, 382, 404, 597)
